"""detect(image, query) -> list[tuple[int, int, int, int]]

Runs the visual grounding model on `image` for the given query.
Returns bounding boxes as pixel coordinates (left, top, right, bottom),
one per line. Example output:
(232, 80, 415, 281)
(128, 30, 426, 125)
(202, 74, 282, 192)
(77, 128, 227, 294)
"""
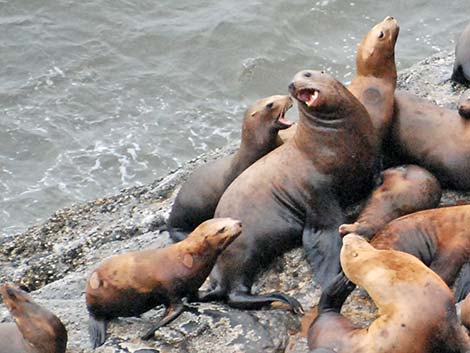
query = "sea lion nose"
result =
(288, 82, 295, 91)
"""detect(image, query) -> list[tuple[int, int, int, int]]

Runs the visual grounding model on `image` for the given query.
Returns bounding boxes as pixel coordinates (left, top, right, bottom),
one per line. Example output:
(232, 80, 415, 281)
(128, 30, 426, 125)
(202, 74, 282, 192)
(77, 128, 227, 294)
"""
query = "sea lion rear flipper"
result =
(454, 263, 470, 302)
(318, 271, 356, 313)
(302, 199, 344, 288)
(88, 315, 108, 349)
(227, 291, 304, 314)
(141, 303, 185, 340)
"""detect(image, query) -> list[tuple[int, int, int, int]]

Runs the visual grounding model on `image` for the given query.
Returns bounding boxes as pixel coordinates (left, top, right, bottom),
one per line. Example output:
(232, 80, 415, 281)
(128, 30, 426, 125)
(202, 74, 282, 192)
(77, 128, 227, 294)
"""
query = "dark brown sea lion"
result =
(452, 23, 470, 84)
(0, 283, 67, 353)
(388, 90, 470, 190)
(308, 234, 470, 353)
(459, 89, 470, 119)
(200, 70, 378, 311)
(85, 218, 242, 347)
(279, 16, 399, 147)
(167, 95, 293, 242)
(370, 204, 470, 301)
(339, 165, 442, 239)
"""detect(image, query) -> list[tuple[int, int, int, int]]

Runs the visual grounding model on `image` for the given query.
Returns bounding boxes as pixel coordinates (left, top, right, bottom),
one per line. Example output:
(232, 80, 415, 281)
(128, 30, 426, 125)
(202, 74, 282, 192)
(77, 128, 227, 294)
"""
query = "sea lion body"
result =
(452, 23, 470, 84)
(86, 218, 242, 347)
(339, 165, 442, 239)
(167, 96, 292, 241)
(203, 70, 377, 310)
(0, 283, 67, 353)
(371, 205, 470, 298)
(389, 91, 470, 190)
(308, 234, 470, 353)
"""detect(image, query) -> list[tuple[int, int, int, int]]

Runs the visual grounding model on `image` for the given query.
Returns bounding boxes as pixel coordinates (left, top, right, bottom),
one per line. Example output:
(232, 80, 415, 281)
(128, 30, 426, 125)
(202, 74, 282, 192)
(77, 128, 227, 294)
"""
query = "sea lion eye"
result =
(378, 30, 385, 39)
(266, 102, 274, 109)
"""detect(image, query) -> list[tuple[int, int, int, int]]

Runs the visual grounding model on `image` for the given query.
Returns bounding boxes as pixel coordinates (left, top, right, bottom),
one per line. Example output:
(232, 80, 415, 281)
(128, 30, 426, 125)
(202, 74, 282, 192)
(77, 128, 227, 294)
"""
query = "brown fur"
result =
(339, 165, 442, 239)
(0, 283, 67, 353)
(308, 234, 470, 353)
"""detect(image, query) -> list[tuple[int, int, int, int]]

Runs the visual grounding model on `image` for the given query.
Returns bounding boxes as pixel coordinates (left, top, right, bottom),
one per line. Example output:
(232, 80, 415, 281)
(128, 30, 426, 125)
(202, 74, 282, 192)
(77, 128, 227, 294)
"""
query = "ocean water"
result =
(0, 0, 468, 235)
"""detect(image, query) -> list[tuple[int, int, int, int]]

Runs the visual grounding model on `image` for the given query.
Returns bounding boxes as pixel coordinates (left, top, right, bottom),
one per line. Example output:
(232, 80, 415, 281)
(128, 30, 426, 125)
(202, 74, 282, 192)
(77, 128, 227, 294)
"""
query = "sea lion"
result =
(279, 16, 399, 147)
(370, 204, 470, 300)
(0, 283, 67, 353)
(200, 70, 377, 311)
(308, 234, 470, 353)
(339, 165, 442, 239)
(86, 218, 242, 347)
(459, 294, 470, 330)
(458, 89, 470, 119)
(388, 90, 470, 190)
(167, 95, 293, 242)
(452, 23, 470, 84)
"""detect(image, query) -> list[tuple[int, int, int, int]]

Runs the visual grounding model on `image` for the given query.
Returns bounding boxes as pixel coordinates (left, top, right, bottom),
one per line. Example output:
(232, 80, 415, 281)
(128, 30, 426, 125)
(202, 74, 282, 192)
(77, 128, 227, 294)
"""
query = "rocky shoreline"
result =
(1, 51, 469, 353)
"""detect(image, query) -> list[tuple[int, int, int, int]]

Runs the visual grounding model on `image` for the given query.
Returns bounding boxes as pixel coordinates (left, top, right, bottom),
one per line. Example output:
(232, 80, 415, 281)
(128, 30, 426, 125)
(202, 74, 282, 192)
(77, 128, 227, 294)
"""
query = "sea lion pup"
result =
(0, 283, 67, 353)
(279, 16, 399, 147)
(459, 89, 470, 119)
(199, 70, 377, 311)
(308, 234, 470, 353)
(167, 95, 293, 242)
(86, 218, 242, 347)
(452, 23, 470, 84)
(370, 205, 470, 301)
(388, 90, 470, 190)
(339, 165, 442, 239)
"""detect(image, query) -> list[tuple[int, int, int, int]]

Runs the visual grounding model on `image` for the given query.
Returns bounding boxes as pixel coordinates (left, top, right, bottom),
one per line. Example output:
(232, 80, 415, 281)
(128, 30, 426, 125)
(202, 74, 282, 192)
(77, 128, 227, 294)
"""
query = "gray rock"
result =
(1, 52, 469, 353)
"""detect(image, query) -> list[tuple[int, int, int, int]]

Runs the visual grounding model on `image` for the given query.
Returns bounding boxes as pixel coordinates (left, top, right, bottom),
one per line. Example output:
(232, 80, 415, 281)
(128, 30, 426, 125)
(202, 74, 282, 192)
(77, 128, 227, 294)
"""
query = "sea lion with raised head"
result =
(0, 283, 67, 353)
(339, 165, 442, 239)
(86, 218, 242, 347)
(452, 23, 470, 84)
(387, 90, 470, 190)
(308, 234, 470, 353)
(370, 204, 470, 300)
(167, 95, 293, 242)
(199, 70, 378, 311)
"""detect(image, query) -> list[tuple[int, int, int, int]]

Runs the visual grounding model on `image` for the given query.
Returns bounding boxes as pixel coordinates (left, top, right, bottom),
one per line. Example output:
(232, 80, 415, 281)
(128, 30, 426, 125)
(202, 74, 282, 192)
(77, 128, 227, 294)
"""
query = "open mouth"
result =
(296, 88, 319, 108)
(275, 101, 294, 129)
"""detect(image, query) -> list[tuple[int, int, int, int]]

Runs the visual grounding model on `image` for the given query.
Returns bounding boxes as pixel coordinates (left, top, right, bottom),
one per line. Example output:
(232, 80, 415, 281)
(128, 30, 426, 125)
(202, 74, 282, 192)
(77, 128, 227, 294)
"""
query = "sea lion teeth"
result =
(306, 90, 319, 107)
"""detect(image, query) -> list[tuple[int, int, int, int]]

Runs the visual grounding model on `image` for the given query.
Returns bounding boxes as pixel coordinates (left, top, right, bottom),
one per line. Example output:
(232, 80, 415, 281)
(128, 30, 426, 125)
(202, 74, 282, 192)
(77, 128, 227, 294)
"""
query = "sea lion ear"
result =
(251, 110, 258, 117)
(183, 254, 194, 269)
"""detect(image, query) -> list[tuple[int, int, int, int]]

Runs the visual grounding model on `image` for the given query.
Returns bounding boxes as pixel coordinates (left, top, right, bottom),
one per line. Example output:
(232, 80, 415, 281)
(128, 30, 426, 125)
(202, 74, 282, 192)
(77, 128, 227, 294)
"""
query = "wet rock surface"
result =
(1, 52, 469, 353)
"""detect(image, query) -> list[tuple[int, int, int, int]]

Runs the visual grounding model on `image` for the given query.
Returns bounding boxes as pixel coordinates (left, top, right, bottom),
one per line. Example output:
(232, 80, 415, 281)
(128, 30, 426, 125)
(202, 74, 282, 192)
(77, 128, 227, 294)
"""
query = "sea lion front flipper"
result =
(141, 303, 185, 340)
(88, 315, 108, 349)
(454, 262, 470, 302)
(318, 271, 356, 313)
(227, 291, 304, 314)
(302, 198, 344, 288)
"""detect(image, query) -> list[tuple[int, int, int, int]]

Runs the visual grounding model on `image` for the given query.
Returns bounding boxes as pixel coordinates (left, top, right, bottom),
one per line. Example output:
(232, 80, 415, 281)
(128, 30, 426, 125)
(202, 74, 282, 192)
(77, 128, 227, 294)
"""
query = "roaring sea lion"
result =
(458, 89, 470, 119)
(0, 283, 67, 353)
(389, 90, 470, 190)
(279, 16, 399, 146)
(452, 23, 470, 84)
(339, 165, 442, 239)
(200, 70, 377, 311)
(370, 204, 470, 301)
(167, 95, 293, 242)
(86, 218, 242, 347)
(308, 234, 470, 353)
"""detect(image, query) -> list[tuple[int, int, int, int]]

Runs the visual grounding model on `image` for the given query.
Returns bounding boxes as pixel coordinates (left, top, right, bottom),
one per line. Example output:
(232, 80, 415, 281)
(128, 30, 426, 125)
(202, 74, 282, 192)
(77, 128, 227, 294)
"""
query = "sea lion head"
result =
(289, 70, 361, 122)
(186, 218, 242, 253)
(1, 283, 68, 353)
(357, 16, 399, 78)
(245, 95, 294, 132)
(458, 89, 470, 119)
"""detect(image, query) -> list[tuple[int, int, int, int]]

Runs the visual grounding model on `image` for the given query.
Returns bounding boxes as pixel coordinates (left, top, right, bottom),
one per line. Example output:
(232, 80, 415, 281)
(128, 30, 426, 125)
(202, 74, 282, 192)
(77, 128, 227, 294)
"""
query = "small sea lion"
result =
(0, 283, 67, 353)
(200, 70, 377, 311)
(389, 90, 470, 190)
(167, 95, 293, 242)
(452, 23, 470, 84)
(458, 89, 470, 119)
(339, 165, 442, 239)
(86, 218, 242, 347)
(371, 205, 470, 301)
(308, 234, 470, 353)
